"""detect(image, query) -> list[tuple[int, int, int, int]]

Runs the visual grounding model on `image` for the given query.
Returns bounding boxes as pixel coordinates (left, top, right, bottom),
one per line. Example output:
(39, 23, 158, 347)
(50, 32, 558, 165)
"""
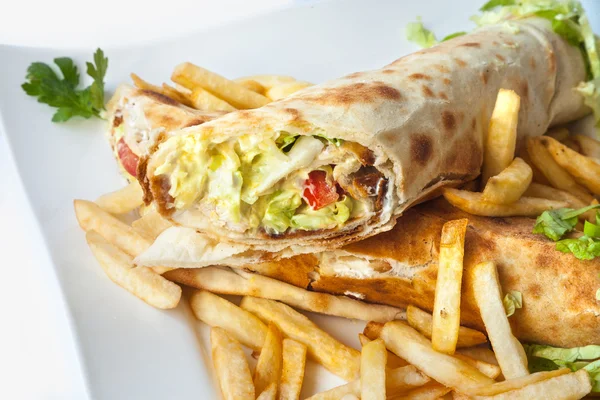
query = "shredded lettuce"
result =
(291, 196, 353, 230)
(503, 291, 523, 317)
(275, 132, 298, 152)
(442, 32, 468, 41)
(261, 191, 302, 234)
(405, 17, 438, 48)
(315, 134, 343, 147)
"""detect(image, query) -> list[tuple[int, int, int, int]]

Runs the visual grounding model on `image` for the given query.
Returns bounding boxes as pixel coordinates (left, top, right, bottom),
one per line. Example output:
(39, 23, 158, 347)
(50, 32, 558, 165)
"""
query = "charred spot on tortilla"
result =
(382, 69, 396, 74)
(421, 85, 435, 98)
(439, 92, 449, 101)
(527, 283, 543, 300)
(495, 54, 506, 62)
(471, 117, 477, 131)
(140, 89, 180, 106)
(307, 81, 401, 105)
(480, 69, 490, 85)
(345, 71, 364, 79)
(183, 117, 212, 128)
(529, 56, 537, 69)
(443, 78, 451, 86)
(433, 65, 450, 74)
(112, 114, 123, 128)
(442, 111, 457, 134)
(410, 134, 433, 166)
(454, 58, 467, 67)
(460, 42, 481, 48)
(492, 41, 500, 46)
(519, 80, 529, 100)
(282, 107, 302, 122)
(408, 73, 432, 81)
(535, 253, 554, 269)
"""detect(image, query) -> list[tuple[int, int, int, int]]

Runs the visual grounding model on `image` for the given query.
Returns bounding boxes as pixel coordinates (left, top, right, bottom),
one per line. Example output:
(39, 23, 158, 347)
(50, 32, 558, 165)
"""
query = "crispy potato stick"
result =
(307, 365, 430, 400)
(189, 290, 267, 351)
(165, 267, 404, 322)
(358, 334, 408, 369)
(131, 210, 173, 241)
(432, 219, 468, 354)
(466, 368, 570, 396)
(236, 79, 266, 95)
(407, 306, 487, 348)
(240, 296, 361, 382)
(453, 354, 501, 379)
(389, 383, 452, 400)
(74, 200, 172, 274)
(481, 89, 520, 186)
(85, 231, 181, 309)
(161, 83, 195, 107)
(130, 74, 190, 106)
(523, 183, 587, 208)
(257, 383, 277, 400)
(361, 338, 387, 400)
(544, 127, 570, 142)
(443, 189, 568, 217)
(518, 150, 551, 185)
(481, 158, 532, 205)
(266, 81, 313, 101)
(172, 62, 270, 109)
(130, 73, 165, 94)
(363, 321, 384, 340)
(470, 261, 528, 379)
(211, 327, 255, 400)
(526, 137, 593, 202)
(541, 136, 600, 195)
(471, 369, 591, 399)
(234, 74, 296, 89)
(572, 134, 600, 160)
(279, 339, 307, 400)
(456, 347, 498, 366)
(95, 182, 144, 214)
(380, 321, 494, 392)
(254, 323, 283, 396)
(188, 86, 236, 111)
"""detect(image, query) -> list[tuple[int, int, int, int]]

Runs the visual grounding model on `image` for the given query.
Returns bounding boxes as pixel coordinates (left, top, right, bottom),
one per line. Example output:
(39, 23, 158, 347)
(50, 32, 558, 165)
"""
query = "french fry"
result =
(358, 334, 408, 369)
(257, 383, 277, 400)
(130, 73, 164, 94)
(360, 339, 387, 400)
(306, 365, 430, 400)
(526, 137, 593, 202)
(453, 353, 501, 379)
(172, 62, 270, 109)
(254, 323, 283, 396)
(236, 79, 266, 95)
(465, 368, 570, 396)
(390, 383, 452, 400)
(432, 219, 468, 354)
(572, 134, 600, 160)
(481, 89, 520, 186)
(234, 74, 296, 89)
(406, 306, 487, 348)
(456, 346, 498, 366)
(544, 127, 570, 142)
(165, 267, 403, 322)
(240, 296, 361, 382)
(95, 182, 144, 214)
(266, 81, 313, 101)
(130, 74, 191, 106)
(523, 182, 587, 209)
(188, 290, 267, 351)
(541, 136, 600, 195)
(210, 327, 255, 400)
(131, 209, 173, 241)
(189, 86, 236, 111)
(380, 321, 494, 392)
(481, 158, 532, 205)
(443, 189, 568, 217)
(469, 369, 591, 399)
(518, 149, 550, 185)
(363, 321, 384, 340)
(161, 83, 195, 107)
(85, 231, 181, 309)
(279, 339, 307, 400)
(470, 261, 528, 379)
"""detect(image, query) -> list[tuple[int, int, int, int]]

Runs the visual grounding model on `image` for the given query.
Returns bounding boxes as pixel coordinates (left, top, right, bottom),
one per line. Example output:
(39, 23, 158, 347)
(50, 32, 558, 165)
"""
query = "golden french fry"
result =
(453, 353, 501, 379)
(392, 383, 452, 400)
(481, 158, 532, 205)
(174, 83, 192, 95)
(165, 267, 403, 322)
(131, 210, 173, 241)
(161, 83, 195, 107)
(172, 62, 270, 109)
(236, 79, 266, 95)
(443, 189, 568, 217)
(523, 183, 587, 209)
(432, 219, 468, 354)
(518, 149, 551, 185)
(526, 137, 593, 202)
(266, 81, 313, 101)
(465, 368, 570, 396)
(481, 89, 520, 186)
(306, 365, 430, 400)
(211, 327, 255, 400)
(240, 296, 361, 382)
(544, 127, 570, 142)
(189, 290, 267, 351)
(279, 339, 307, 400)
(358, 334, 408, 369)
(130, 73, 164, 93)
(363, 321, 384, 340)
(456, 346, 498, 366)
(407, 306, 487, 348)
(257, 383, 277, 400)
(361, 339, 387, 400)
(189, 86, 236, 111)
(470, 261, 528, 379)
(130, 74, 190, 106)
(380, 321, 494, 392)
(572, 134, 600, 160)
(85, 231, 181, 309)
(95, 182, 144, 215)
(541, 136, 600, 195)
(254, 323, 283, 396)
(234, 74, 296, 89)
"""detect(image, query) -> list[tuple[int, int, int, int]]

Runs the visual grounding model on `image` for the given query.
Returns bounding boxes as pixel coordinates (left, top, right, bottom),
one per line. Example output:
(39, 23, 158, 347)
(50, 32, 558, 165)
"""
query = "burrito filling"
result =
(150, 132, 389, 235)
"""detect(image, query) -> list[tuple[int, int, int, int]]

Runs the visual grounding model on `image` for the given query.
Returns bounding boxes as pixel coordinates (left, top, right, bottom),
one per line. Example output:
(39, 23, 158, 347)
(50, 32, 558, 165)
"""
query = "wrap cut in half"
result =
(139, 17, 588, 253)
(163, 199, 600, 349)
(106, 84, 225, 180)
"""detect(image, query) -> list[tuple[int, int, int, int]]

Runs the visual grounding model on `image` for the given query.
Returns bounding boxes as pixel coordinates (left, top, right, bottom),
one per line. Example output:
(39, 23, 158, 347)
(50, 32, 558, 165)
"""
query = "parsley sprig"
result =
(22, 48, 108, 122)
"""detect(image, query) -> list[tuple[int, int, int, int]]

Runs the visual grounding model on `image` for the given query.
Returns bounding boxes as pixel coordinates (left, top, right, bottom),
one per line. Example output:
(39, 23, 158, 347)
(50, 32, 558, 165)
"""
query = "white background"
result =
(0, 1, 598, 399)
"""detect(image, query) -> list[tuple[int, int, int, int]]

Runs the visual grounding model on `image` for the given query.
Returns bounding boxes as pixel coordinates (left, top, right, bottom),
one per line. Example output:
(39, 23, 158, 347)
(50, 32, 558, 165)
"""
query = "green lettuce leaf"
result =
(480, 0, 516, 11)
(555, 236, 600, 260)
(406, 18, 438, 48)
(584, 219, 600, 238)
(291, 196, 353, 230)
(533, 205, 600, 241)
(442, 32, 468, 41)
(261, 191, 302, 234)
(503, 291, 522, 317)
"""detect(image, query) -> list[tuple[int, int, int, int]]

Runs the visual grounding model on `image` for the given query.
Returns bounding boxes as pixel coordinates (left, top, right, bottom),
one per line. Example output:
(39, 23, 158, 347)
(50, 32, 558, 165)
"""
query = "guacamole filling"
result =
(153, 132, 387, 235)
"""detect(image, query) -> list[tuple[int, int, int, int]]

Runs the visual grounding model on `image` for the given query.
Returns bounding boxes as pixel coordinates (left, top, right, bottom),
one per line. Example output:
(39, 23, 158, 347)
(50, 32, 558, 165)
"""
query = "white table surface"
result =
(1, 1, 598, 399)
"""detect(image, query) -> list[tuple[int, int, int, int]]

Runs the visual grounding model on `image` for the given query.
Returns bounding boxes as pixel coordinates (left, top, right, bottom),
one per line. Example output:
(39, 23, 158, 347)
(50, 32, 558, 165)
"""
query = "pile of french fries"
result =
(74, 67, 598, 398)
(443, 88, 600, 221)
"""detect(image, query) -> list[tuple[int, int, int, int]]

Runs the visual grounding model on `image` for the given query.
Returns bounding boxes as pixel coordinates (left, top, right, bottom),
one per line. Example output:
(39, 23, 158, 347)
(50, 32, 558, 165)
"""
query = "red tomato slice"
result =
(303, 170, 339, 210)
(117, 138, 139, 177)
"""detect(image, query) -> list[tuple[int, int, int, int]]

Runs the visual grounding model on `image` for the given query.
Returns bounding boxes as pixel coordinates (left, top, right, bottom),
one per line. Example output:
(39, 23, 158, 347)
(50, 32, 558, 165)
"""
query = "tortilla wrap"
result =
(138, 17, 588, 253)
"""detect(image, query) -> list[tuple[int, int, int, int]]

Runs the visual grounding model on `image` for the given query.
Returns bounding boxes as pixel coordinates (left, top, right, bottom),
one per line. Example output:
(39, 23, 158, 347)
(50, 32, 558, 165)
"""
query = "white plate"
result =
(1, 1, 598, 398)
